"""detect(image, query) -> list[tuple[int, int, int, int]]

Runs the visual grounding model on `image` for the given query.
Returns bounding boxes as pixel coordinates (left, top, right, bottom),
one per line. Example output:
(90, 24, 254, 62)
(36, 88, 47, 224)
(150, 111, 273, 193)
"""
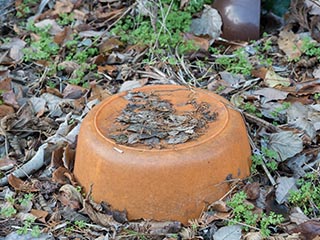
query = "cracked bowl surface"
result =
(74, 85, 251, 224)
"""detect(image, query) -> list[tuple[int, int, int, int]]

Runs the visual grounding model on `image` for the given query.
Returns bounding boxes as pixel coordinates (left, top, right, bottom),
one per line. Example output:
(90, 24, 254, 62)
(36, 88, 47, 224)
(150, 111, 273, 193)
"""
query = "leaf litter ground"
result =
(0, 0, 320, 239)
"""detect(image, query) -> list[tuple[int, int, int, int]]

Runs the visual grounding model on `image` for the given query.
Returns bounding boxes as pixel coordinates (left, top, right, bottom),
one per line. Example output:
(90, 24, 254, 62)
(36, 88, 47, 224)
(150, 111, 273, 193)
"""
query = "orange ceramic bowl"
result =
(74, 85, 251, 224)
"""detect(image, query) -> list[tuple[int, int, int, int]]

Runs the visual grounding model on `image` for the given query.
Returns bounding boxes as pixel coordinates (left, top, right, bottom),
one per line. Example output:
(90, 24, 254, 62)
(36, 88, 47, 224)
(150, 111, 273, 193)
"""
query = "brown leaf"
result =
(208, 200, 230, 213)
(183, 33, 210, 51)
(289, 220, 320, 240)
(82, 197, 121, 228)
(50, 147, 64, 168)
(251, 66, 268, 79)
(99, 37, 124, 54)
(0, 104, 15, 118)
(0, 156, 16, 171)
(0, 73, 10, 87)
(244, 182, 260, 200)
(54, 26, 73, 45)
(2, 90, 18, 108)
(62, 84, 87, 99)
(8, 174, 39, 192)
(62, 143, 75, 170)
(277, 30, 302, 60)
(52, 0, 74, 15)
(59, 184, 83, 210)
(89, 82, 112, 101)
(30, 209, 48, 223)
(97, 64, 118, 75)
(58, 61, 80, 74)
(53, 166, 76, 185)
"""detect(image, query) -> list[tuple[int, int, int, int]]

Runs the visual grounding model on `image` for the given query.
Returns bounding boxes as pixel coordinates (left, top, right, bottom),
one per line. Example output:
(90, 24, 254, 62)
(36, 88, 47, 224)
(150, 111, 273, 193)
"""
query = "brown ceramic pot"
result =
(213, 0, 261, 41)
(74, 85, 251, 224)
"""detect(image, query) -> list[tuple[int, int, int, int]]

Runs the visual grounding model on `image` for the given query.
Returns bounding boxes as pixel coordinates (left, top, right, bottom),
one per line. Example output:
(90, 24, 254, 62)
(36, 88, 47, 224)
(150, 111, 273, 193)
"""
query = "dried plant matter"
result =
(109, 91, 217, 148)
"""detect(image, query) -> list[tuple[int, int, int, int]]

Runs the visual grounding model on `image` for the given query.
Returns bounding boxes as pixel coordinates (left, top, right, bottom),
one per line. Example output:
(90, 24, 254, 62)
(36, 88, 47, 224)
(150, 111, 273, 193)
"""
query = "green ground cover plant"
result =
(22, 21, 98, 86)
(251, 147, 279, 174)
(289, 172, 320, 215)
(227, 191, 284, 237)
(111, 0, 211, 55)
(215, 48, 253, 75)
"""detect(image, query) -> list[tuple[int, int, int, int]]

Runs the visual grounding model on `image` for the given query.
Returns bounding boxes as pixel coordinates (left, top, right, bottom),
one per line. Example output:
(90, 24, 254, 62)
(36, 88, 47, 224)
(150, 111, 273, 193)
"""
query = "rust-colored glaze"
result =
(74, 85, 251, 224)
(213, 0, 261, 41)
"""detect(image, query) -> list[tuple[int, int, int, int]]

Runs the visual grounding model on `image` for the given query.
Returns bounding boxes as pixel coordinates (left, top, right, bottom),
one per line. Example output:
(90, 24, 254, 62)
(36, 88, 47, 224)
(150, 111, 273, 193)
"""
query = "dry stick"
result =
(218, 216, 261, 231)
(152, 0, 173, 51)
(175, 50, 197, 85)
(0, 126, 9, 156)
(82, 3, 138, 54)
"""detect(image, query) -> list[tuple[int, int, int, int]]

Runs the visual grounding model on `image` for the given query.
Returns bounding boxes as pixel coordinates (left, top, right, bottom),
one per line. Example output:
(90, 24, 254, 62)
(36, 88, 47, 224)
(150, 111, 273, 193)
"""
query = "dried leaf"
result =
(54, 26, 73, 45)
(2, 90, 18, 108)
(268, 131, 303, 161)
(58, 61, 80, 74)
(220, 71, 245, 89)
(2, 38, 26, 62)
(290, 210, 310, 225)
(305, 0, 320, 15)
(264, 68, 291, 88)
(275, 177, 298, 204)
(52, 166, 75, 184)
(243, 182, 260, 200)
(30, 209, 48, 223)
(8, 174, 39, 192)
(99, 37, 124, 53)
(53, 0, 74, 14)
(183, 33, 210, 51)
(0, 144, 48, 186)
(252, 88, 288, 103)
(34, 19, 63, 35)
(82, 197, 121, 228)
(243, 232, 263, 240)
(29, 96, 46, 117)
(277, 30, 302, 60)
(119, 79, 148, 92)
(213, 224, 242, 240)
(180, 0, 189, 9)
(63, 84, 87, 99)
(209, 200, 230, 213)
(289, 220, 320, 240)
(190, 6, 222, 40)
(59, 184, 83, 210)
(0, 156, 15, 171)
(0, 104, 15, 118)
(287, 154, 310, 177)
